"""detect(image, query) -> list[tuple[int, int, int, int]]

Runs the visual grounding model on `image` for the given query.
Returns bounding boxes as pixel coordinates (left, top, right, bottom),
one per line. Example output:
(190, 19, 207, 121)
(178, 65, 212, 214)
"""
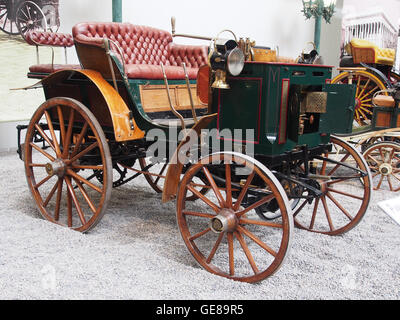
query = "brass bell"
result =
(211, 70, 230, 90)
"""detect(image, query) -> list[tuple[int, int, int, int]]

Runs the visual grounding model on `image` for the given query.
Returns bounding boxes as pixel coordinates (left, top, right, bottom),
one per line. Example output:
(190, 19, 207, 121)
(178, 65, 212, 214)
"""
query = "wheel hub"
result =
(210, 209, 238, 233)
(379, 163, 392, 176)
(355, 98, 361, 110)
(45, 159, 66, 177)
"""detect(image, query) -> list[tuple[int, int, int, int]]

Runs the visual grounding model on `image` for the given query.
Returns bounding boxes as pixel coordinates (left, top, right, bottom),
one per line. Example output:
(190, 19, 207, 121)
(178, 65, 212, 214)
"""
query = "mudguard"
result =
(162, 113, 217, 203)
(22, 69, 145, 142)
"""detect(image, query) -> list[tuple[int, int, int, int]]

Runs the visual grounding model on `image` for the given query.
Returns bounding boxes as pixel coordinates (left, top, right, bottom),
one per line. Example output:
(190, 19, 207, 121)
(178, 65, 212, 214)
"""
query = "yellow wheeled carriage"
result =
(332, 38, 399, 128)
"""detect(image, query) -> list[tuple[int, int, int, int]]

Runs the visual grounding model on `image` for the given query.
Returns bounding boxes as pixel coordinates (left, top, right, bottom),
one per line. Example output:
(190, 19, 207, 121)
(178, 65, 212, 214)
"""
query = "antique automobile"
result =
(16, 19, 372, 283)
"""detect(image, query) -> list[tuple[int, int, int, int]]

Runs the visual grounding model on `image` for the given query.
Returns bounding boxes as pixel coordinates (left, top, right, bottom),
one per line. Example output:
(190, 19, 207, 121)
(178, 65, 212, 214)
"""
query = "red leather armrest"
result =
(25, 31, 74, 47)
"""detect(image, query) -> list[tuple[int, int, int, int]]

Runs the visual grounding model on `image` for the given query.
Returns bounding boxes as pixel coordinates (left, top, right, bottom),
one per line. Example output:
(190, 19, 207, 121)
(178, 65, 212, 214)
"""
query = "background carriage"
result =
(0, 0, 59, 39)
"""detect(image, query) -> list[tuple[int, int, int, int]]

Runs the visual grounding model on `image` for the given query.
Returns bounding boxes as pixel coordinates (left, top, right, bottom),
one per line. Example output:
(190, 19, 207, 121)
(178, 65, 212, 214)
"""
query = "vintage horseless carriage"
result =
(16, 20, 373, 283)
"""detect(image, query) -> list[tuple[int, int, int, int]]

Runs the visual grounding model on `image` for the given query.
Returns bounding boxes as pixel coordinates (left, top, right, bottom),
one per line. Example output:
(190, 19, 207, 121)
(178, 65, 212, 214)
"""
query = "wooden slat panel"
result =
(139, 84, 203, 113)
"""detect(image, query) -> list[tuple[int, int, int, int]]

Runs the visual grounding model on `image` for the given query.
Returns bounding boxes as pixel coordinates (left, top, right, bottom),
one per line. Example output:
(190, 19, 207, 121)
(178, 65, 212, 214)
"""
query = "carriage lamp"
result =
(301, 0, 336, 52)
(209, 39, 245, 89)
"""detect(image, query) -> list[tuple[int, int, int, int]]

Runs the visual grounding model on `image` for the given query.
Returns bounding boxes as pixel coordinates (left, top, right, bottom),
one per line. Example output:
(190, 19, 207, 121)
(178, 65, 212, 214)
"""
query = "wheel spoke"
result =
(233, 171, 255, 211)
(206, 233, 224, 264)
(376, 175, 385, 190)
(321, 196, 334, 232)
(309, 198, 320, 230)
(67, 141, 99, 164)
(57, 106, 66, 146)
(203, 167, 226, 208)
(238, 225, 277, 258)
(66, 169, 103, 194)
(327, 187, 364, 200)
(30, 142, 55, 161)
(71, 164, 104, 171)
(225, 164, 232, 208)
(189, 227, 211, 242)
(183, 210, 215, 219)
(293, 199, 308, 217)
(326, 192, 353, 221)
(62, 109, 75, 158)
(34, 174, 53, 189)
(43, 180, 59, 207)
(187, 184, 220, 213)
(66, 186, 72, 227)
(234, 231, 259, 275)
(54, 179, 63, 221)
(387, 176, 394, 192)
(227, 232, 235, 276)
(34, 124, 56, 153)
(154, 163, 168, 185)
(236, 193, 275, 218)
(239, 217, 283, 229)
(71, 122, 88, 157)
(65, 177, 86, 225)
(359, 85, 379, 102)
(73, 177, 97, 214)
(44, 111, 61, 157)
(327, 152, 350, 176)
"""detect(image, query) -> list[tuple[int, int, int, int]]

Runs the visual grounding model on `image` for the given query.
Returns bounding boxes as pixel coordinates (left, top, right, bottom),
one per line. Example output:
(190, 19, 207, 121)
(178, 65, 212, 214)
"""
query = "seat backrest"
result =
(72, 22, 174, 66)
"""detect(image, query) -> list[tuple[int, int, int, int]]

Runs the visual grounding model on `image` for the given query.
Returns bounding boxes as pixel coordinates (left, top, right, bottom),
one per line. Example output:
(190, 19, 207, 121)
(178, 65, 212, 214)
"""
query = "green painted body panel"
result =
(208, 62, 356, 155)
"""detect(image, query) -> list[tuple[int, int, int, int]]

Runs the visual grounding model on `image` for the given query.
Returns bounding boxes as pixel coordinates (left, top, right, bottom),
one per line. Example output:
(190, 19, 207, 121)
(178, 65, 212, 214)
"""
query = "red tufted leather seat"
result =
(72, 22, 208, 80)
(25, 30, 75, 47)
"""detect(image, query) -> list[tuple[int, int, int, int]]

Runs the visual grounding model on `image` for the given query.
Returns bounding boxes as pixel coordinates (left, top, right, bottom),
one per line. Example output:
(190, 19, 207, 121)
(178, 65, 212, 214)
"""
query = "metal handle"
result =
(160, 63, 186, 130)
(182, 63, 198, 124)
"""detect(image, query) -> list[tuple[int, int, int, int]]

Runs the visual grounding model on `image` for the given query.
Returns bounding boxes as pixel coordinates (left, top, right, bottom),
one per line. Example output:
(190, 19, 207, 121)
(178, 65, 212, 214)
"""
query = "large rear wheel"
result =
(24, 97, 112, 232)
(293, 136, 372, 235)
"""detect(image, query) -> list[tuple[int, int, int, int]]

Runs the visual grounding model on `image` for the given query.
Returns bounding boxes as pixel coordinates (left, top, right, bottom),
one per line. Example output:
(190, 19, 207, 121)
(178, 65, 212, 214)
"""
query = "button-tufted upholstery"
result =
(72, 22, 208, 80)
(25, 30, 74, 47)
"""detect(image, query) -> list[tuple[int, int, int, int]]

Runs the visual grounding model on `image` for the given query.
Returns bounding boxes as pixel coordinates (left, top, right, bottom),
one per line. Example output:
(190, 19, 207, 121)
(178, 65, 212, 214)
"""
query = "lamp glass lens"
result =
(227, 47, 245, 76)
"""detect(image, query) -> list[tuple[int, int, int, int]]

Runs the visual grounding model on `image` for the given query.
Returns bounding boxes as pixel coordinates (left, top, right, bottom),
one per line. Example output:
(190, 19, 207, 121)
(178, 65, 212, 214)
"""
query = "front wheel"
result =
(176, 152, 293, 283)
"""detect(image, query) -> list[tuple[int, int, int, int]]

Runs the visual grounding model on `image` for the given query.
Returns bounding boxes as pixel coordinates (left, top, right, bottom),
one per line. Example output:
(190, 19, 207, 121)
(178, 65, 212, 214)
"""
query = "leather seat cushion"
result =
(25, 31, 74, 47)
(29, 64, 82, 73)
(125, 64, 198, 80)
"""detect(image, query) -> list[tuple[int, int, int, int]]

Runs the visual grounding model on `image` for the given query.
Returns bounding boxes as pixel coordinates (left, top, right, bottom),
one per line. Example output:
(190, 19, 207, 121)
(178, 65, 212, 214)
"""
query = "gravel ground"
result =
(0, 150, 399, 300)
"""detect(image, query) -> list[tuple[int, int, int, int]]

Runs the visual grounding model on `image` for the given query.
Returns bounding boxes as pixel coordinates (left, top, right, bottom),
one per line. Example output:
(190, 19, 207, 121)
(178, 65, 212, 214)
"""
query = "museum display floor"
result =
(0, 150, 399, 299)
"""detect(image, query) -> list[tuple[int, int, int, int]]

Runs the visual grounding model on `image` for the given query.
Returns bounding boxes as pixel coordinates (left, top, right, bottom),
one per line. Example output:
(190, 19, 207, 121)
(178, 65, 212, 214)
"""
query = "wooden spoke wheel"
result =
(24, 97, 112, 232)
(332, 70, 387, 127)
(0, 0, 19, 35)
(139, 157, 168, 194)
(16, 1, 47, 40)
(362, 141, 400, 192)
(293, 136, 372, 235)
(176, 152, 293, 283)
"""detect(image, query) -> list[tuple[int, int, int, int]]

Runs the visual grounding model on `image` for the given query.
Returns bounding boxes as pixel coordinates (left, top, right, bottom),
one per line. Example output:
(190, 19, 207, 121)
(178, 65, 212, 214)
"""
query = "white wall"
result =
(58, 0, 343, 72)
(122, 0, 315, 58)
